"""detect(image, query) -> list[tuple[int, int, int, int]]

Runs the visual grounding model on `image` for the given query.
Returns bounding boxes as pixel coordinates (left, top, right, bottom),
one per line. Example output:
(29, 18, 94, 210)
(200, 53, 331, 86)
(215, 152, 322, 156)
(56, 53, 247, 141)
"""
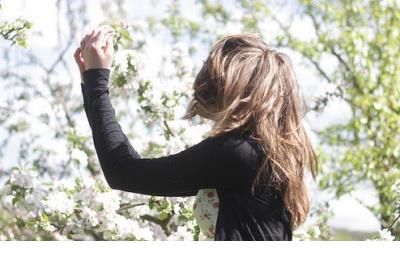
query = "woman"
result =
(74, 26, 318, 241)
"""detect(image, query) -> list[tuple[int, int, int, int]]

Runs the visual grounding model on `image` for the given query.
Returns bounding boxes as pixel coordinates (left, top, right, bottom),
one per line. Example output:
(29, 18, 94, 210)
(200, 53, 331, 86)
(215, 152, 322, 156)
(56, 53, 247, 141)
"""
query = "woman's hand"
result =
(74, 25, 115, 83)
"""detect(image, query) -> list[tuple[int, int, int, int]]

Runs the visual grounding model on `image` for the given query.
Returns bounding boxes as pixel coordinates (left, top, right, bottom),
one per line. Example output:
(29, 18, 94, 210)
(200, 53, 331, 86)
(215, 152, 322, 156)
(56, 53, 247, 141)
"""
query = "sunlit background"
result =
(1, 0, 399, 241)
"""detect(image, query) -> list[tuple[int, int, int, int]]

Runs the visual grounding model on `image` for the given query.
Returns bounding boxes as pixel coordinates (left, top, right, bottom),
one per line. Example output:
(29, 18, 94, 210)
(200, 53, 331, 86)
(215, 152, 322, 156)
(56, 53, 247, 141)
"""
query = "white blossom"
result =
(113, 50, 137, 73)
(312, 226, 321, 239)
(42, 192, 74, 215)
(293, 224, 311, 241)
(377, 228, 395, 241)
(168, 225, 193, 241)
(3, 195, 14, 210)
(173, 203, 181, 215)
(81, 207, 99, 227)
(94, 191, 120, 213)
(168, 135, 187, 153)
(42, 222, 57, 233)
(133, 225, 154, 241)
(9, 169, 38, 189)
(25, 188, 45, 208)
(71, 148, 88, 167)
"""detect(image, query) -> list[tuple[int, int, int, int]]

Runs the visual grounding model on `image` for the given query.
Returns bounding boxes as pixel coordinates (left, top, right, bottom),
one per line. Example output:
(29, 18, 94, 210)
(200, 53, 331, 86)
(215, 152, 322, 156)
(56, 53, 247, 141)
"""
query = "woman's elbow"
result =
(102, 170, 125, 190)
(107, 179, 122, 190)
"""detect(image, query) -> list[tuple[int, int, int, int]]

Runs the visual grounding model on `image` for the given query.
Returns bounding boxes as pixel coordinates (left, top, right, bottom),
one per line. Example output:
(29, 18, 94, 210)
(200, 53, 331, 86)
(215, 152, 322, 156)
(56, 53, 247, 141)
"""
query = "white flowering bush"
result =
(0, 167, 207, 240)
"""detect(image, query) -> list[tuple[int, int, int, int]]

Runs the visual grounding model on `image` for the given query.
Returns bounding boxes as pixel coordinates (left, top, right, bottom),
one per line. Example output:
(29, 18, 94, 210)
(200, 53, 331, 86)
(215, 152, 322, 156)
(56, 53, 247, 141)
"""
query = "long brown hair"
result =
(182, 33, 317, 227)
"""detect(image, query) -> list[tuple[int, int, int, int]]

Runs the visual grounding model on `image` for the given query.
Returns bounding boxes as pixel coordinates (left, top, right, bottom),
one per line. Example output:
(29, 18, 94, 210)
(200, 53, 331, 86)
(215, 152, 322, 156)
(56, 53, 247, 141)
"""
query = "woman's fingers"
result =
(88, 27, 101, 43)
(73, 47, 80, 60)
(84, 30, 102, 53)
(94, 30, 107, 48)
(80, 26, 114, 51)
(74, 47, 85, 67)
(85, 27, 114, 53)
(84, 33, 92, 49)
(74, 47, 86, 82)
(77, 26, 114, 70)
(80, 38, 86, 52)
(103, 36, 114, 56)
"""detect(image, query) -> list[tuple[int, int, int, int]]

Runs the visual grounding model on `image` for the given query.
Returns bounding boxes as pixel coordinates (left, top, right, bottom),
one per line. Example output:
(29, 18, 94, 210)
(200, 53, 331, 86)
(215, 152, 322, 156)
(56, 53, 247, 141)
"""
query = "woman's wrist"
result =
(82, 68, 111, 88)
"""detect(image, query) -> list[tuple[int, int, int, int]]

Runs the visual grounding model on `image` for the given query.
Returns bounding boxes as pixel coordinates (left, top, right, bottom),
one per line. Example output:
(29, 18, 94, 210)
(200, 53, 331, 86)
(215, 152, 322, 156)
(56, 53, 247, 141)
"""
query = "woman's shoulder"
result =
(209, 128, 265, 165)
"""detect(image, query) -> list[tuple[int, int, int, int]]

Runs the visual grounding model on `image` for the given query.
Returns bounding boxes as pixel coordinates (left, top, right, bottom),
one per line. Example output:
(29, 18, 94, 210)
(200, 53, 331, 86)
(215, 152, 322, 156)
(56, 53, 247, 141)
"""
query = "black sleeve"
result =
(81, 68, 250, 197)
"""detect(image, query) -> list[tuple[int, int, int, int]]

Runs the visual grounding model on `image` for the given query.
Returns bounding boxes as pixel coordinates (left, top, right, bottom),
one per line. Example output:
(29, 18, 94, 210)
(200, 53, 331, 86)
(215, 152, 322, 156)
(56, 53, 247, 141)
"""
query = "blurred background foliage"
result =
(0, 0, 399, 240)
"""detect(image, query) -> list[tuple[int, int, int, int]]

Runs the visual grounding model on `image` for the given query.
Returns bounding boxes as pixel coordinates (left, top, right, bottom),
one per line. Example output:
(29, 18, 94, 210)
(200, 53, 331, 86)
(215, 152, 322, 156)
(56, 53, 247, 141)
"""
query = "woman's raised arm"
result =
(81, 68, 251, 196)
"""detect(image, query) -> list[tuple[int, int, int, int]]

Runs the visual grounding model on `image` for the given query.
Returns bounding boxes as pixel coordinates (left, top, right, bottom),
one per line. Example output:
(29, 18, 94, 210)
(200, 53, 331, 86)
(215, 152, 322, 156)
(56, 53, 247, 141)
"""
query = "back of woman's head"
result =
(183, 33, 318, 227)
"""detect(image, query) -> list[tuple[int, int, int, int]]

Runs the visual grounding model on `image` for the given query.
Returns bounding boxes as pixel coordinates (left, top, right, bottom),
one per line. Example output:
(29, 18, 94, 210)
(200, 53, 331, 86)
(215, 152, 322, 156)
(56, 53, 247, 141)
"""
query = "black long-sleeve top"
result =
(81, 68, 293, 241)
